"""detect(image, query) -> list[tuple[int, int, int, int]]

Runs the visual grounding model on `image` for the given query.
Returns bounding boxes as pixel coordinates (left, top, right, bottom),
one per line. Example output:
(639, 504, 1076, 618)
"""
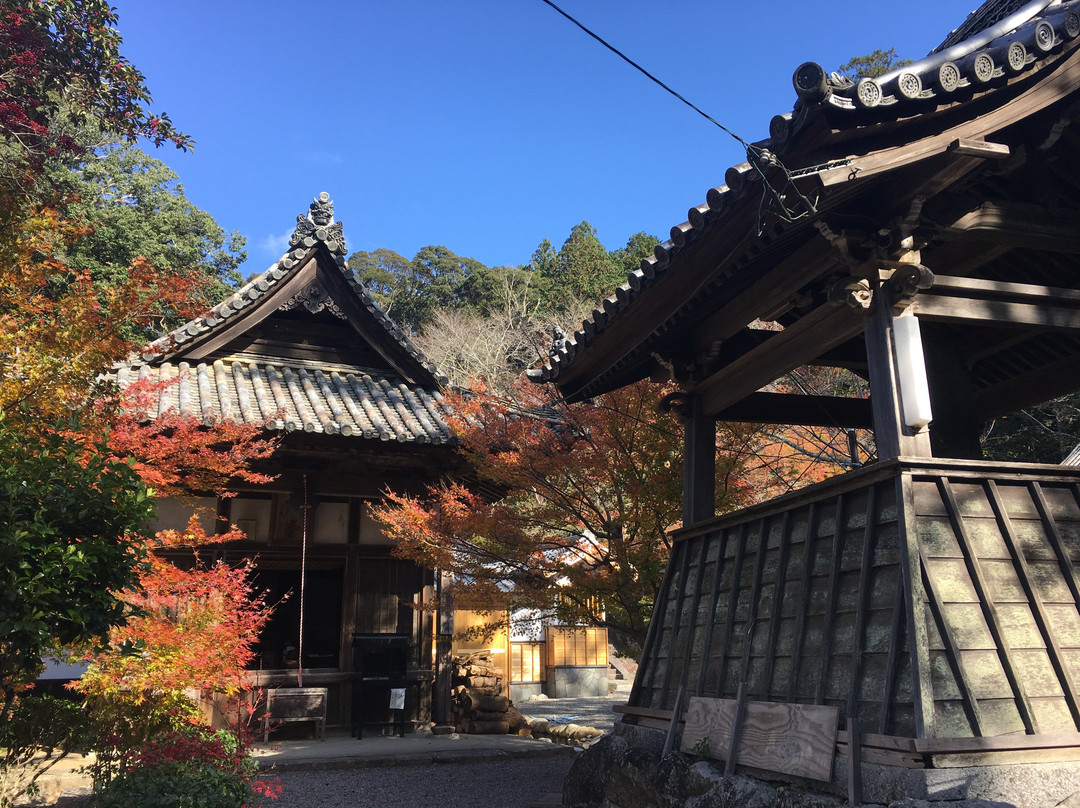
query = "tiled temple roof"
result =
(527, 0, 1080, 389)
(117, 358, 454, 443)
(119, 193, 454, 444)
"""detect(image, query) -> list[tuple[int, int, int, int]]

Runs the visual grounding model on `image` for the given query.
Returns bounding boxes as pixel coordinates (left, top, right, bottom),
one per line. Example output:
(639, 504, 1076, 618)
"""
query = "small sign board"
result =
(389, 688, 406, 710)
(680, 696, 838, 782)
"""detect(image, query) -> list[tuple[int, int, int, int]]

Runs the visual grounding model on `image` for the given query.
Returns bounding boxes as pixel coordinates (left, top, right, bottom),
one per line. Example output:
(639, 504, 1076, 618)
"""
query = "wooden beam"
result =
(736, 520, 770, 695)
(787, 503, 818, 703)
(184, 257, 318, 361)
(628, 540, 679, 708)
(762, 511, 793, 699)
(919, 241, 1011, 280)
(691, 238, 841, 355)
(912, 295, 1080, 331)
(913, 731, 1080, 754)
(659, 541, 695, 703)
(926, 201, 1080, 254)
(949, 138, 1011, 159)
(929, 274, 1080, 304)
(693, 305, 866, 417)
(817, 493, 846, 706)
(683, 396, 717, 526)
(553, 208, 806, 400)
(920, 545, 986, 737)
(940, 479, 1039, 734)
(847, 486, 878, 728)
(879, 572, 907, 735)
(714, 525, 749, 698)
(848, 719, 863, 806)
(714, 391, 873, 428)
(695, 528, 733, 697)
(973, 352, 1080, 420)
(675, 537, 713, 700)
(988, 480, 1080, 730)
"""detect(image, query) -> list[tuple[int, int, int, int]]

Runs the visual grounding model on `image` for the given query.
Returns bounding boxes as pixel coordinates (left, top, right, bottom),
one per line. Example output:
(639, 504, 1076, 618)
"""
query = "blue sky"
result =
(117, 1, 980, 277)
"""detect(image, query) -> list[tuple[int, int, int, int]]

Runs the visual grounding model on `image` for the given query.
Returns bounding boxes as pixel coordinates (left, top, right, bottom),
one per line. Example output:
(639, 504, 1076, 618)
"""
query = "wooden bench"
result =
(262, 687, 328, 742)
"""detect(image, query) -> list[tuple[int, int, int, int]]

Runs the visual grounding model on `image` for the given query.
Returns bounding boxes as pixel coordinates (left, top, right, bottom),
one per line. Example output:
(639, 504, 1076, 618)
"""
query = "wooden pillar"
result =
(338, 547, 359, 726)
(683, 394, 717, 527)
(864, 286, 932, 461)
(433, 569, 454, 730)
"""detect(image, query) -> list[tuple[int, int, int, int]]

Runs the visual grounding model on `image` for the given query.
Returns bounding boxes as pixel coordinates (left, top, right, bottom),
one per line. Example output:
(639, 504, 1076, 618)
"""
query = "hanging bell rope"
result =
(298, 474, 309, 687)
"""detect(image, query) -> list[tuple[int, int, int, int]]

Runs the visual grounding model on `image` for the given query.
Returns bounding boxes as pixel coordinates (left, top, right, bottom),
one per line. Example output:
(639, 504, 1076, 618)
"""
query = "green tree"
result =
(611, 231, 660, 279)
(982, 393, 1080, 463)
(0, 416, 154, 716)
(393, 245, 487, 331)
(0, 0, 205, 719)
(547, 221, 621, 308)
(836, 48, 911, 81)
(527, 238, 558, 277)
(347, 247, 411, 315)
(454, 264, 546, 318)
(58, 143, 245, 335)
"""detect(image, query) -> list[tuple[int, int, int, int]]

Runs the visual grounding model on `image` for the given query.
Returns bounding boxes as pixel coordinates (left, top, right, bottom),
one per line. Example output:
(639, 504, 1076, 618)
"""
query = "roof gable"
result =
(120, 194, 454, 444)
(136, 193, 446, 388)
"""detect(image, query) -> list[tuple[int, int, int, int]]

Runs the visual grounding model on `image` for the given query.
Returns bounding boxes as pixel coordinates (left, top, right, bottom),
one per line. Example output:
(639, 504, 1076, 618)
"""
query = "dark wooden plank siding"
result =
(629, 460, 1080, 743)
(913, 474, 1080, 737)
(631, 469, 910, 734)
(354, 557, 427, 668)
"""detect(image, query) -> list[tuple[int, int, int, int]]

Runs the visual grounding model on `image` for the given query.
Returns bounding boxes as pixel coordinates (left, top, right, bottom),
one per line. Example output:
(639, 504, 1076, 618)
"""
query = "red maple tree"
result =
(75, 378, 280, 707)
(376, 379, 760, 652)
(0, 0, 191, 192)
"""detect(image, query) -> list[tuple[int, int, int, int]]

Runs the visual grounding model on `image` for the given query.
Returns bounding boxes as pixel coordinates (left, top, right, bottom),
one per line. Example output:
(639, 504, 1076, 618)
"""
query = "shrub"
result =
(82, 690, 202, 789)
(91, 724, 279, 808)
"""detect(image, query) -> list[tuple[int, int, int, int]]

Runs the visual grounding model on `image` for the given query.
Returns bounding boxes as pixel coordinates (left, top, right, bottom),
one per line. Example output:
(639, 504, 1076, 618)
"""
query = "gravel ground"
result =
(265, 688, 631, 808)
(515, 685, 629, 735)
(267, 755, 575, 808)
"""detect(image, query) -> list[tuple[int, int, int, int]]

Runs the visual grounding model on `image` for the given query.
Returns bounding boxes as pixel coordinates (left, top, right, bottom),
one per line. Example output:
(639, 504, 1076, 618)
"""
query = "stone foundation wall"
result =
(545, 665, 610, 698)
(562, 723, 1080, 808)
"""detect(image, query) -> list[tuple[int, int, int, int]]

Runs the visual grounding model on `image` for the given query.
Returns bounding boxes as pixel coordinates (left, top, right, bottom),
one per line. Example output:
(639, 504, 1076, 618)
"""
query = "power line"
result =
(538, 0, 820, 228)
(537, 0, 752, 150)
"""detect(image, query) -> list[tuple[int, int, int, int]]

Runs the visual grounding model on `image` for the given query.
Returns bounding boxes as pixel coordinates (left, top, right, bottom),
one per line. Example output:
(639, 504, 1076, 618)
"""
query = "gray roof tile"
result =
(117, 359, 453, 444)
(119, 194, 455, 444)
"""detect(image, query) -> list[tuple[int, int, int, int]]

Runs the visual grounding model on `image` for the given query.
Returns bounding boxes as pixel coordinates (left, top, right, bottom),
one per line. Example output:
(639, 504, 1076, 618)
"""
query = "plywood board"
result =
(679, 695, 839, 781)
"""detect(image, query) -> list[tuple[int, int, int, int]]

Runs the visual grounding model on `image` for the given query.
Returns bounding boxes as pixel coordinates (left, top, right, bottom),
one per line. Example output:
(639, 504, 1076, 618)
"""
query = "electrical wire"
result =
(538, 0, 823, 224)
(538, 0, 752, 150)
(536, 0, 867, 458)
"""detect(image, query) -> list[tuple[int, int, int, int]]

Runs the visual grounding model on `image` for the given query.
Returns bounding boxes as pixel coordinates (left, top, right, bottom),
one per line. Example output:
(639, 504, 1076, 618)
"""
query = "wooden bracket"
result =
(827, 276, 874, 311)
(949, 138, 1011, 159)
(882, 263, 935, 312)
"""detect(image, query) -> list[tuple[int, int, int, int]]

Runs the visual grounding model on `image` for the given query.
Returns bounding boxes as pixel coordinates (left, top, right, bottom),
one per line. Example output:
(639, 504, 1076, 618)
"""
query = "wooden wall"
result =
(352, 556, 433, 673)
(547, 626, 609, 668)
(912, 467, 1080, 738)
(630, 459, 1080, 743)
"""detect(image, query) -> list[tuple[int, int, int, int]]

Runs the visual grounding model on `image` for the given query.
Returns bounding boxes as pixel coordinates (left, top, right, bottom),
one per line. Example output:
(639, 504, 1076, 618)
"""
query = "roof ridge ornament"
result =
(290, 191, 347, 255)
